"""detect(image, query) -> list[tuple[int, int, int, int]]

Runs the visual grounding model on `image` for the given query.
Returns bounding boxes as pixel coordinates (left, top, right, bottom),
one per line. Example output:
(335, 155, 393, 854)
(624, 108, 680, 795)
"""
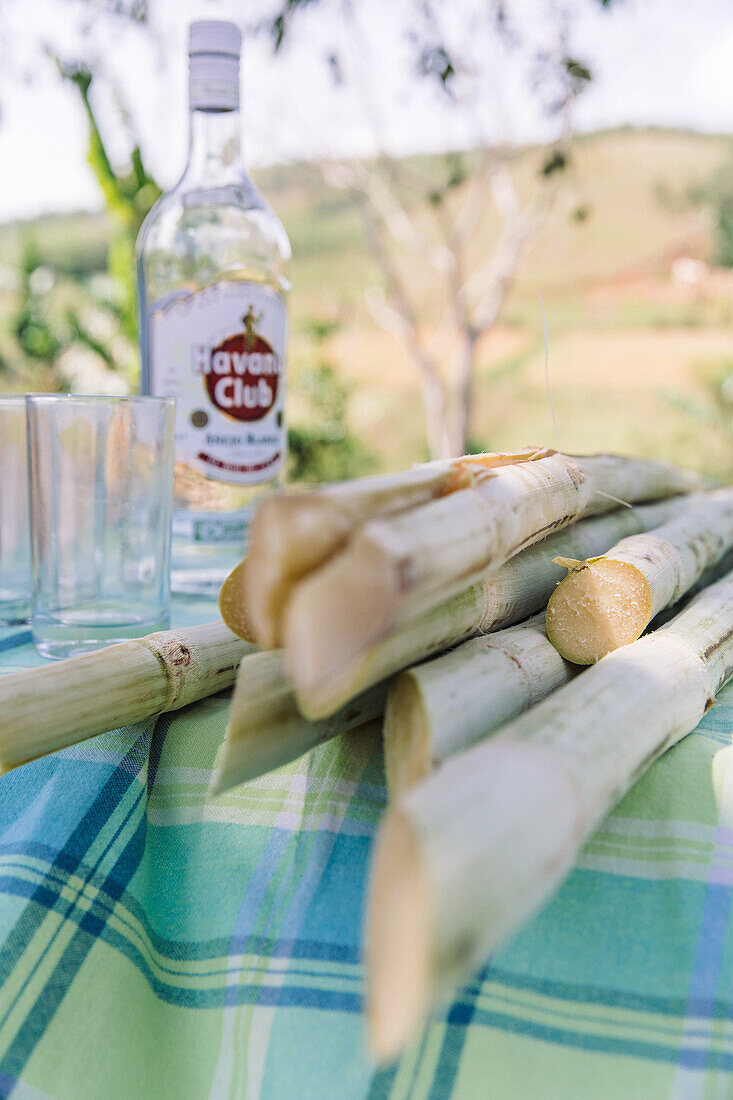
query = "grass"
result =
(0, 211, 112, 277)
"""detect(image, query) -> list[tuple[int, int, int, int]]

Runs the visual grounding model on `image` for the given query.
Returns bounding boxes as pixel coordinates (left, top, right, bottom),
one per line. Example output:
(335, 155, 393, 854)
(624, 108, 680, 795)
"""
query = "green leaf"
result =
(564, 58, 592, 83)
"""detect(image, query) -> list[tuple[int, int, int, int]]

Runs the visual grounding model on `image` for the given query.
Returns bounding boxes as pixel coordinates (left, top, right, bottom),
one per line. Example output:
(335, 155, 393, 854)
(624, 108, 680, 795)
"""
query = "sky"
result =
(0, 0, 732, 221)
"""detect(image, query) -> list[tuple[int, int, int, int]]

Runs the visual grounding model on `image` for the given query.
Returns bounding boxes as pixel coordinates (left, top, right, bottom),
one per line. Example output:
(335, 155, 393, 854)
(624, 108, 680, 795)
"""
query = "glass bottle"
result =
(137, 20, 291, 594)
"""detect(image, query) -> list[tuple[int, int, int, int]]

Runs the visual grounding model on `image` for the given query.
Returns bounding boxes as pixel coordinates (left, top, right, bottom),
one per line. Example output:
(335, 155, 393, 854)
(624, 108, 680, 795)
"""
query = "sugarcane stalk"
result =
(386, 542, 733, 801)
(0, 622, 252, 774)
(366, 569, 733, 1062)
(218, 494, 662, 790)
(210, 650, 388, 794)
(271, 495, 687, 718)
(384, 615, 576, 799)
(282, 454, 699, 716)
(651, 546, 733, 627)
(546, 486, 733, 664)
(246, 448, 551, 648)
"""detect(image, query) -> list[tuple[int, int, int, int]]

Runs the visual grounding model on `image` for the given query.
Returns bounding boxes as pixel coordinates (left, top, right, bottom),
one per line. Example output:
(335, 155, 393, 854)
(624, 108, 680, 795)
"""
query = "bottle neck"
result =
(185, 108, 243, 184)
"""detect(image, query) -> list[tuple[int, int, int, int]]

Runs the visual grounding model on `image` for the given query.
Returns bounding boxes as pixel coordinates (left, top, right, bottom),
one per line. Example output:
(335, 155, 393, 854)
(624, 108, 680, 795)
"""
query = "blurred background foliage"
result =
(0, 0, 730, 480)
(690, 154, 733, 269)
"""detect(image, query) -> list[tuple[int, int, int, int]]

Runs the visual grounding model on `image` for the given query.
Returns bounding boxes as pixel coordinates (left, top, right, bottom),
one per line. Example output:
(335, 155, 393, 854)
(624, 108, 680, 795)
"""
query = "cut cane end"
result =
(0, 756, 21, 778)
(546, 557, 653, 665)
(208, 723, 257, 796)
(444, 446, 552, 493)
(244, 495, 291, 647)
(384, 673, 433, 801)
(283, 537, 398, 718)
(246, 495, 354, 648)
(211, 704, 296, 794)
(218, 559, 258, 644)
(366, 810, 431, 1063)
(208, 729, 276, 795)
(208, 762, 228, 798)
(214, 650, 300, 791)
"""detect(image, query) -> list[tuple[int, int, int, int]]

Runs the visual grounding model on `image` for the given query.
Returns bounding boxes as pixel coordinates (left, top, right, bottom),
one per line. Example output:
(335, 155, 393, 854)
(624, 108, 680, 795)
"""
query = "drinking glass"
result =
(27, 395, 175, 659)
(0, 396, 31, 624)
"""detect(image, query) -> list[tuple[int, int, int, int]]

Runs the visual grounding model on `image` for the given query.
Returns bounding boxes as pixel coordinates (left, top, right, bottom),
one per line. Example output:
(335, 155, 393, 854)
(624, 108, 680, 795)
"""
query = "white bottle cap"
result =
(189, 20, 241, 58)
(189, 20, 241, 111)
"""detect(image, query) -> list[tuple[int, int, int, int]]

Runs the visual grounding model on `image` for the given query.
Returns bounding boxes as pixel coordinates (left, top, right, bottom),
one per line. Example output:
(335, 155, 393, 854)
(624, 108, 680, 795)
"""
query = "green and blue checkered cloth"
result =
(0, 594, 732, 1099)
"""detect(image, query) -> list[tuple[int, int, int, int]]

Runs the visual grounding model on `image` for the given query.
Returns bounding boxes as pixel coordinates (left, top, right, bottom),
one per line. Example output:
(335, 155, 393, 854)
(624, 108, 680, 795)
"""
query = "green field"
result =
(1, 127, 732, 478)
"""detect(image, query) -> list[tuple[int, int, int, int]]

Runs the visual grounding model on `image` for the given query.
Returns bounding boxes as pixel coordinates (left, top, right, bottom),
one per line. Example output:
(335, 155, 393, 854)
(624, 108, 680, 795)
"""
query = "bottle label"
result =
(148, 283, 286, 486)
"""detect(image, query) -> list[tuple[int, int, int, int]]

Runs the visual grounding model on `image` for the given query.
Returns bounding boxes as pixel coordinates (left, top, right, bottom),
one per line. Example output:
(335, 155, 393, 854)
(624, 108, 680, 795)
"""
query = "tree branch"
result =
(358, 197, 450, 456)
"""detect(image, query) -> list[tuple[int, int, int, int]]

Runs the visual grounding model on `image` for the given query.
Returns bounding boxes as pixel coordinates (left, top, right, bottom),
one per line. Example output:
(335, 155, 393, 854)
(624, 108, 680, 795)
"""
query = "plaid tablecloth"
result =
(0, 596, 732, 1099)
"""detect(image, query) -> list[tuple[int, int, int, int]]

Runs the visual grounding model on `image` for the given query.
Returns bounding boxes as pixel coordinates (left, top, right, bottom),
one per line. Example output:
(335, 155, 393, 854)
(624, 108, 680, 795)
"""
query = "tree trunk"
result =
(416, 360, 452, 460)
(443, 329, 478, 457)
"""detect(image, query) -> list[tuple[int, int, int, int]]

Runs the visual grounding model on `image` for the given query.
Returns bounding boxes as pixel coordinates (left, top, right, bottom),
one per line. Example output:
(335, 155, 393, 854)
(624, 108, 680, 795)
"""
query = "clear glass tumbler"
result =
(27, 395, 175, 659)
(0, 396, 31, 624)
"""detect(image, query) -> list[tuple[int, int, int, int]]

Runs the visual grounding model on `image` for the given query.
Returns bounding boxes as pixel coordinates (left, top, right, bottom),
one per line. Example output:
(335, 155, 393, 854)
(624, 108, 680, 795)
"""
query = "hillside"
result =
(1, 127, 731, 477)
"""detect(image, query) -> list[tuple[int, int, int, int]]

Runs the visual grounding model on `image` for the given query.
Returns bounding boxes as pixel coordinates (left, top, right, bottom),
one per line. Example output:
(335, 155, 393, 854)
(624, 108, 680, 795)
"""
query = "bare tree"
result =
(0, 0, 603, 453)
(261, 0, 600, 457)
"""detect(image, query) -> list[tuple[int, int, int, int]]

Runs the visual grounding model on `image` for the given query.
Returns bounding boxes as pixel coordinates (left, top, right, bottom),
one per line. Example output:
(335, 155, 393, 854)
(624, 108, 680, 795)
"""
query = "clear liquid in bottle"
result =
(137, 20, 291, 594)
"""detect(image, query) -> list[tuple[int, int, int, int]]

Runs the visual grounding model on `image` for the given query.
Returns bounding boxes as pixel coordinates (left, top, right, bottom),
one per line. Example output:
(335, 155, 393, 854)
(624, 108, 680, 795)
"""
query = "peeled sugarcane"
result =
(366, 569, 733, 1062)
(222, 498, 685, 717)
(300, 497, 704, 717)
(247, 447, 550, 648)
(384, 615, 576, 799)
(651, 546, 733, 627)
(386, 545, 733, 800)
(210, 649, 388, 794)
(546, 486, 733, 664)
(214, 503, 666, 788)
(0, 622, 252, 774)
(281, 454, 700, 717)
(263, 493, 692, 718)
(215, 501, 684, 790)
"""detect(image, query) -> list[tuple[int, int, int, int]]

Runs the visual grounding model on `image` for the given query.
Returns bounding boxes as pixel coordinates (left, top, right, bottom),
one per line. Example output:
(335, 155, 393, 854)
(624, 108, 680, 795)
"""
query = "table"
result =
(0, 595, 732, 1099)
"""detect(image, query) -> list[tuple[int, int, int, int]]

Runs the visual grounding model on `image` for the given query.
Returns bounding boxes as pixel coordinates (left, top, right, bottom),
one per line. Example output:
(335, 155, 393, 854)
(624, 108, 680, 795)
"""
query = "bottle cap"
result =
(189, 20, 241, 58)
(189, 21, 241, 111)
